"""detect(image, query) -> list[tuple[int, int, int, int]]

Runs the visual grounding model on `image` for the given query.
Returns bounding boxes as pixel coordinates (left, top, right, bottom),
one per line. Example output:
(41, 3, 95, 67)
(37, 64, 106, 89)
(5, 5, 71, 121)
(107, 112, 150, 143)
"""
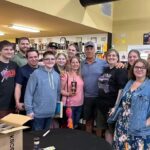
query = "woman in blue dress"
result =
(113, 59, 150, 150)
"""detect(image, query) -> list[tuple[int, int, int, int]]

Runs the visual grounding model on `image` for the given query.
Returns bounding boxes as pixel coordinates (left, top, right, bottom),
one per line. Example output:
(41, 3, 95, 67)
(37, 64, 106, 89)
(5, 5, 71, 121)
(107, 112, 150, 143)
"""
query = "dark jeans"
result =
(71, 106, 82, 128)
(32, 117, 51, 131)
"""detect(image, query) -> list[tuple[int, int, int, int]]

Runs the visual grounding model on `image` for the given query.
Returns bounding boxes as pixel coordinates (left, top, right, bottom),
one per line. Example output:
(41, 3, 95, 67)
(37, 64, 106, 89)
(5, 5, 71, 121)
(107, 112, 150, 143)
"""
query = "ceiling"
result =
(0, 1, 104, 40)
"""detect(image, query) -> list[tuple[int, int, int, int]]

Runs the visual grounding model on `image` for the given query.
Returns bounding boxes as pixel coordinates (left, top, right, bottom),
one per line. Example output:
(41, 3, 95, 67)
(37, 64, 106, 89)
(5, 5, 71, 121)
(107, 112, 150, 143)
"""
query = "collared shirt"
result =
(12, 51, 27, 67)
(81, 58, 107, 97)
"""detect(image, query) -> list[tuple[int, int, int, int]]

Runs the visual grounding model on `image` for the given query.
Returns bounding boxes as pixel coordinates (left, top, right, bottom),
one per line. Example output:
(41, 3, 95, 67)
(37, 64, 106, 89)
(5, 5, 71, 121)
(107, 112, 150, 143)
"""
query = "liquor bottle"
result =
(33, 137, 40, 150)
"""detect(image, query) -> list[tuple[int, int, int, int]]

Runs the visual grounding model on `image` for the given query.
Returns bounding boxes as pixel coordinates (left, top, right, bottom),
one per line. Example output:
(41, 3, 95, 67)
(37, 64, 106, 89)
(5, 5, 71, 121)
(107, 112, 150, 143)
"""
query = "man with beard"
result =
(47, 42, 58, 55)
(12, 37, 30, 67)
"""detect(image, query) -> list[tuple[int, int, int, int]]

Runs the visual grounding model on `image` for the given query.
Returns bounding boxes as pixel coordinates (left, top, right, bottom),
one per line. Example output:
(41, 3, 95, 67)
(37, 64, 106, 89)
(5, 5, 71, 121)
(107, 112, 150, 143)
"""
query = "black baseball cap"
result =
(47, 42, 58, 49)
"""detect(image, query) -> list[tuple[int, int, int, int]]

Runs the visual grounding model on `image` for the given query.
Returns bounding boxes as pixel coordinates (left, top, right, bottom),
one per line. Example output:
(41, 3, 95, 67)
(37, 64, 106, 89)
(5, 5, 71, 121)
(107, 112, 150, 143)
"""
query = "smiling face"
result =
(84, 46, 95, 60)
(67, 45, 77, 59)
(133, 61, 147, 79)
(70, 57, 80, 71)
(19, 39, 30, 54)
(27, 51, 39, 68)
(106, 51, 119, 66)
(0, 45, 14, 60)
(128, 51, 140, 66)
(56, 54, 67, 67)
(47, 47, 57, 55)
(43, 54, 56, 69)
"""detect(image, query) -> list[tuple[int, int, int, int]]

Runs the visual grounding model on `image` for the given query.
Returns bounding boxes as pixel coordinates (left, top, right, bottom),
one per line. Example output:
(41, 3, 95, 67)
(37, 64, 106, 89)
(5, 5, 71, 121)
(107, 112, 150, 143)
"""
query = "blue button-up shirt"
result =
(81, 58, 107, 97)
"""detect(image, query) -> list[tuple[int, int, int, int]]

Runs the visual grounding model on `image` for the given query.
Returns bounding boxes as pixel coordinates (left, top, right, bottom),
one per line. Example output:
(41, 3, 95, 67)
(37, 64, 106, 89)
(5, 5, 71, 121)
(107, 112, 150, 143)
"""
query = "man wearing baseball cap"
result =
(81, 41, 107, 136)
(47, 42, 58, 55)
(84, 41, 95, 48)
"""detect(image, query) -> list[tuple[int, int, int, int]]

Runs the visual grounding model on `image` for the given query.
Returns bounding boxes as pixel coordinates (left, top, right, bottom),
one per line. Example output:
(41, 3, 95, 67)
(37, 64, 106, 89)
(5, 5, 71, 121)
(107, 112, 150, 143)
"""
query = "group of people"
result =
(1, 37, 150, 149)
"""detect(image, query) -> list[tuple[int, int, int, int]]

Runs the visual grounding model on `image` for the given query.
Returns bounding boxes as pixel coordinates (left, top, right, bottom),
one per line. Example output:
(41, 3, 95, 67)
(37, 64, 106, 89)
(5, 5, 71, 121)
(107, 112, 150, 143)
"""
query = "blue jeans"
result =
(32, 117, 51, 131)
(71, 106, 82, 128)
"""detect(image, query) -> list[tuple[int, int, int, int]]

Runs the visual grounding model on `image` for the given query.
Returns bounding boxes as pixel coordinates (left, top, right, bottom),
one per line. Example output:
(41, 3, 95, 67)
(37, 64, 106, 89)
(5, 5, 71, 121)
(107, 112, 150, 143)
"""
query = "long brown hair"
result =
(127, 49, 141, 70)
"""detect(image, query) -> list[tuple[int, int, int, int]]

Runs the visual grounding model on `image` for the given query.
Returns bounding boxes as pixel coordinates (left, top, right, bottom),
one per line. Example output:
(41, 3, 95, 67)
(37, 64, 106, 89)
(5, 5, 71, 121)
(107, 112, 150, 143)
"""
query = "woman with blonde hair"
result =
(61, 56, 84, 128)
(55, 52, 68, 74)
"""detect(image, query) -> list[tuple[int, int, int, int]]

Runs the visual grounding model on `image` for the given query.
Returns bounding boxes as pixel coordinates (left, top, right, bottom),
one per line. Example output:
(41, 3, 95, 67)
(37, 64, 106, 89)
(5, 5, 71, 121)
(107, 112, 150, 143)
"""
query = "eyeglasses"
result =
(43, 58, 55, 61)
(134, 66, 146, 70)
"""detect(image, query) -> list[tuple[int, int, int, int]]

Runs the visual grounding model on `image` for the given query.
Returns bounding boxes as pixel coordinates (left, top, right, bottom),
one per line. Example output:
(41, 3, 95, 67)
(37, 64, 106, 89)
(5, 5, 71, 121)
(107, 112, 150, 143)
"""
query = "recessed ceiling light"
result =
(9, 24, 40, 33)
(0, 32, 5, 36)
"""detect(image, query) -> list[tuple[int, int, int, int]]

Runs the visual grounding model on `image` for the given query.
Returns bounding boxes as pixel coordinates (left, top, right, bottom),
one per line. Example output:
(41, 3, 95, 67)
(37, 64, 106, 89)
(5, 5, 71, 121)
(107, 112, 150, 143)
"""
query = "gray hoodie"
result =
(24, 66, 60, 118)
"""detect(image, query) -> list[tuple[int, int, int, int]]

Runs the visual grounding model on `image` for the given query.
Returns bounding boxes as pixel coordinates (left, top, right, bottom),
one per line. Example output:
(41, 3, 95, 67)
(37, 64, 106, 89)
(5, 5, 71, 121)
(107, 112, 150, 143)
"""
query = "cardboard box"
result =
(0, 113, 32, 150)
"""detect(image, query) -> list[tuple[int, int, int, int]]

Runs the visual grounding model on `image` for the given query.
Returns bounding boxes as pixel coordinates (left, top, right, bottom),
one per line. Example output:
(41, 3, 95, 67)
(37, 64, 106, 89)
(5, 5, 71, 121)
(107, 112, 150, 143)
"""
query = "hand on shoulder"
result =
(115, 62, 125, 69)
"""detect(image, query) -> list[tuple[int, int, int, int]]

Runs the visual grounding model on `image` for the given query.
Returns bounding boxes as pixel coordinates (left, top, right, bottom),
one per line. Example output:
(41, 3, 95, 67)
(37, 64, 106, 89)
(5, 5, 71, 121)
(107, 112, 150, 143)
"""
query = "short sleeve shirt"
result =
(16, 64, 37, 102)
(81, 58, 107, 97)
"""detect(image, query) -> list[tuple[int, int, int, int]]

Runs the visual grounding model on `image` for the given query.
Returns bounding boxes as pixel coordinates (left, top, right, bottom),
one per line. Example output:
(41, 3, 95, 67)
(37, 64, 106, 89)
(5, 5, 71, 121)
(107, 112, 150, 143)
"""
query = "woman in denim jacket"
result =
(113, 59, 150, 150)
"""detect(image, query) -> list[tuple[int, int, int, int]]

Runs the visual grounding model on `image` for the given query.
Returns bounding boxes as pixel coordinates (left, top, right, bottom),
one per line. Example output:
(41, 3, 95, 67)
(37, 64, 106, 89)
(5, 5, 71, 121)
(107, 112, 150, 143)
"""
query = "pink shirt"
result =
(61, 73, 84, 106)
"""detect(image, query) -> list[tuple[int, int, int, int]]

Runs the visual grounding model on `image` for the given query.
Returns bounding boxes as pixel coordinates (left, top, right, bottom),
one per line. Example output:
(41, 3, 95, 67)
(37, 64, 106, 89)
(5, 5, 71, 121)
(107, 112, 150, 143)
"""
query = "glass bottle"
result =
(33, 137, 40, 150)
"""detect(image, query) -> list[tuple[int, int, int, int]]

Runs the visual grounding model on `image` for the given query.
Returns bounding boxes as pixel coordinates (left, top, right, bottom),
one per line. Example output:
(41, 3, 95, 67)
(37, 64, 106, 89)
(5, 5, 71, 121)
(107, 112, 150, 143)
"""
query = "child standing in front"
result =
(25, 51, 60, 131)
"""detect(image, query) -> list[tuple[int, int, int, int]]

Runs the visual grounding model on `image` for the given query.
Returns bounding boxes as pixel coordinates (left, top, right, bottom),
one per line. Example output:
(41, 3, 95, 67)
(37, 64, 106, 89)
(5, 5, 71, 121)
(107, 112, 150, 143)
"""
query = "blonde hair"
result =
(55, 52, 68, 60)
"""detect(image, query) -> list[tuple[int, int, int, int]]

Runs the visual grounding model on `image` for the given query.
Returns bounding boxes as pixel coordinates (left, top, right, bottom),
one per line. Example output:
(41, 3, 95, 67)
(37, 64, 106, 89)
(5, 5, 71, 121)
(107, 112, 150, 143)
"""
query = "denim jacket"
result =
(121, 78, 150, 136)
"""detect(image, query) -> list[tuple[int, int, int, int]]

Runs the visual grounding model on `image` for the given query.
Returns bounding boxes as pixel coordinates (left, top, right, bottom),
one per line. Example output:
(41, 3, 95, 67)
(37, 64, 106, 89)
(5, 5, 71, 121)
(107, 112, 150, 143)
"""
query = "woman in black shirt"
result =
(97, 49, 128, 144)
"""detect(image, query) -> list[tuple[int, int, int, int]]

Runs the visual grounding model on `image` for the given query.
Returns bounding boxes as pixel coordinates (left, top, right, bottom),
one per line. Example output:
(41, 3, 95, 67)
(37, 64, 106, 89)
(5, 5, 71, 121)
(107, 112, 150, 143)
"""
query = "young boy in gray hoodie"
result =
(24, 51, 60, 131)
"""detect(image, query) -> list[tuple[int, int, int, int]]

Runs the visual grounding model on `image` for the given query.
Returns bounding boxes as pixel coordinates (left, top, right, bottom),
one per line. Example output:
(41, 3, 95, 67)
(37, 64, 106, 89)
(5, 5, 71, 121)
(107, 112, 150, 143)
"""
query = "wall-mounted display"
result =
(29, 33, 108, 53)
(143, 32, 150, 44)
